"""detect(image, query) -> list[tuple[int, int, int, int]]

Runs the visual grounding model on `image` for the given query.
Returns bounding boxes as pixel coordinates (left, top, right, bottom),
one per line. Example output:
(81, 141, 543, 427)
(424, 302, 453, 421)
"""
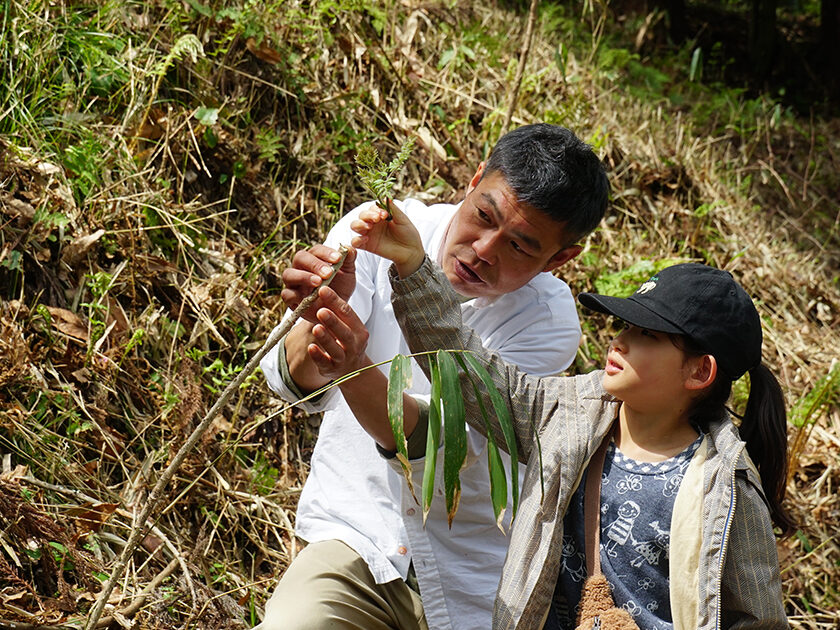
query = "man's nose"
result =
(473, 231, 500, 264)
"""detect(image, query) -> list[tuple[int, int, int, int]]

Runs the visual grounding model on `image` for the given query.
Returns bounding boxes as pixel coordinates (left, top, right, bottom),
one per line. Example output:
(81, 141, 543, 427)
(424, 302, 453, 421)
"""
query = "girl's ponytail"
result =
(740, 363, 795, 536)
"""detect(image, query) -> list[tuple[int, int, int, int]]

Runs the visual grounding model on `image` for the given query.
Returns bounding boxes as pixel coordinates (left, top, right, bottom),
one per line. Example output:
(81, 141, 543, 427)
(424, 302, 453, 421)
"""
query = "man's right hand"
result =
(280, 245, 357, 323)
(350, 200, 425, 278)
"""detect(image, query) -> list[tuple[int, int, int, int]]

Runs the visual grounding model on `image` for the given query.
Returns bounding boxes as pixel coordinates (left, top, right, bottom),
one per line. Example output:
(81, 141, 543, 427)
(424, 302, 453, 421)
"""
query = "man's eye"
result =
(511, 241, 524, 253)
(477, 209, 491, 223)
(641, 329, 657, 338)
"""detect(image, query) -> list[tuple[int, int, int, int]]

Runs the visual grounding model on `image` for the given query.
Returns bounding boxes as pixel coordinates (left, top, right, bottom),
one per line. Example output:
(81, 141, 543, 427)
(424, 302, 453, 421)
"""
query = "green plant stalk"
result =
(84, 246, 349, 630)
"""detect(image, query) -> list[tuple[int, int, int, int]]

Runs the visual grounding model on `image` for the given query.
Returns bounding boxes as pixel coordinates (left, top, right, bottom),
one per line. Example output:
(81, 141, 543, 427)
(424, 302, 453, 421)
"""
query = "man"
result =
(258, 124, 609, 630)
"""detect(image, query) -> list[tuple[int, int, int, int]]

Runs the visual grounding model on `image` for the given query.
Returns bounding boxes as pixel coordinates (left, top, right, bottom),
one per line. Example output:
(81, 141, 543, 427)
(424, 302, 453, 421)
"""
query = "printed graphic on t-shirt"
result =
(549, 434, 704, 630)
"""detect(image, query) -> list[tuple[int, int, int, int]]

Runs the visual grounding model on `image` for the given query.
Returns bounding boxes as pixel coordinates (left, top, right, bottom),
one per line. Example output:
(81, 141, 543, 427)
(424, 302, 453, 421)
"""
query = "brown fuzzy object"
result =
(575, 574, 639, 630)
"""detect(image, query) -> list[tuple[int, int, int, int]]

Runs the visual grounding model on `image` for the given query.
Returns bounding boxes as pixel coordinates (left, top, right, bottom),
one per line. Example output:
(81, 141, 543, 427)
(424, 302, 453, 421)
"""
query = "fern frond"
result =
(386, 136, 416, 177)
(355, 136, 415, 212)
(154, 34, 204, 77)
(131, 34, 205, 154)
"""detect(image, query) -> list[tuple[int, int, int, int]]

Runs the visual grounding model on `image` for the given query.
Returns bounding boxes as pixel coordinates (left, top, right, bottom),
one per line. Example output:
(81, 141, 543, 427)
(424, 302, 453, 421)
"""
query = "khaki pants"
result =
(257, 540, 428, 630)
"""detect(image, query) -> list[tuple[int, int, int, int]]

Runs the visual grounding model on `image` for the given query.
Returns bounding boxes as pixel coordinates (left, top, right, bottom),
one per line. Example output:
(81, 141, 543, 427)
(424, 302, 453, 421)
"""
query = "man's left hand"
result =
(307, 286, 372, 381)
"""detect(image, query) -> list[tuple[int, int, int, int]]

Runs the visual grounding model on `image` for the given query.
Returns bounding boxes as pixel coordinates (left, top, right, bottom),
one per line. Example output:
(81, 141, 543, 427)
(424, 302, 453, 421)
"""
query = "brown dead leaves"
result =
(0, 469, 106, 623)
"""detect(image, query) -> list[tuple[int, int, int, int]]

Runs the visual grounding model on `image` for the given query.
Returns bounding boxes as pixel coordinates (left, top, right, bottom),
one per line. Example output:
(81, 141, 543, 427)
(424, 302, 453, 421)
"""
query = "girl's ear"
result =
(685, 354, 717, 391)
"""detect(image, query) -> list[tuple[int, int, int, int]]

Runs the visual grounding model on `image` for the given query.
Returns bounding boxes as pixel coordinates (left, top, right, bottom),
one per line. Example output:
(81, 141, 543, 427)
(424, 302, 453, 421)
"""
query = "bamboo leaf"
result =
(485, 432, 508, 530)
(438, 350, 466, 527)
(458, 352, 520, 517)
(453, 354, 508, 528)
(423, 353, 444, 524)
(387, 353, 416, 502)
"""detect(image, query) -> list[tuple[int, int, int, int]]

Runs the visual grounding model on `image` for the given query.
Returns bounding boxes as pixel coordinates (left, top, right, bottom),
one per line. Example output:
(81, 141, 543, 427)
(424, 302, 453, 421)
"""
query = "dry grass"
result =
(0, 0, 837, 627)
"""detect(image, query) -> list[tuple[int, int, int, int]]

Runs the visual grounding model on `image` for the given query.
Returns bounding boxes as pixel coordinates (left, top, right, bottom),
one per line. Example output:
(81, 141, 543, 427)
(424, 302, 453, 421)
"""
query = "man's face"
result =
(439, 165, 581, 299)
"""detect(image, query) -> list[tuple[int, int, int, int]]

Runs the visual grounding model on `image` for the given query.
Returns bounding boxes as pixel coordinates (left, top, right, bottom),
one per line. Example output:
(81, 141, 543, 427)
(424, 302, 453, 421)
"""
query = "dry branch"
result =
(502, 0, 540, 134)
(84, 247, 349, 630)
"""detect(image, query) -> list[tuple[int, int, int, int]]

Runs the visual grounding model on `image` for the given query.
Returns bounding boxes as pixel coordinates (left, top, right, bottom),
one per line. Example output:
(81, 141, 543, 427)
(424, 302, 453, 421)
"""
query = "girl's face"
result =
(603, 324, 695, 413)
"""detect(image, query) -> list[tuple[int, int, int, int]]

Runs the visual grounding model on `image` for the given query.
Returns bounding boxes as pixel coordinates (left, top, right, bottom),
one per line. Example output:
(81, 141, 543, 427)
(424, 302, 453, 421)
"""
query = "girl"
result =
(310, 201, 791, 629)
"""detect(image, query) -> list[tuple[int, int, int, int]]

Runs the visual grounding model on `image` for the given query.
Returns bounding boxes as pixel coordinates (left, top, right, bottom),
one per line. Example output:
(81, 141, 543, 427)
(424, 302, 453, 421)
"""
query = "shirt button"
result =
(406, 508, 416, 516)
(397, 546, 407, 555)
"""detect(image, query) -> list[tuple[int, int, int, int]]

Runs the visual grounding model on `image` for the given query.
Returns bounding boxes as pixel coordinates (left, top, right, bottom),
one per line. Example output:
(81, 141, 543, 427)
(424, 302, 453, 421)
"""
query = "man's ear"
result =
(542, 245, 582, 273)
(685, 354, 717, 391)
(466, 162, 486, 195)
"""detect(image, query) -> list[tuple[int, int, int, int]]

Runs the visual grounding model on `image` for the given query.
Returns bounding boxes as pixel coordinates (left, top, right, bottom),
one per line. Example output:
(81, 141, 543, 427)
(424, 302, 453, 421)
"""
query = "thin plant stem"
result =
(502, 0, 540, 134)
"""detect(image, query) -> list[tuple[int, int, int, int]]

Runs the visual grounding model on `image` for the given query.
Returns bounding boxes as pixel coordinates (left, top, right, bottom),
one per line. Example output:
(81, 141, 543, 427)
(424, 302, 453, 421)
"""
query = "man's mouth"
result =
(453, 259, 484, 284)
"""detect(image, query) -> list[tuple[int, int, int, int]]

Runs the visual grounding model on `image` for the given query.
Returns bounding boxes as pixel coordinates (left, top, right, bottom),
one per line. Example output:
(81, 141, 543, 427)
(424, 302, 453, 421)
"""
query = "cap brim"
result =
(578, 293, 685, 335)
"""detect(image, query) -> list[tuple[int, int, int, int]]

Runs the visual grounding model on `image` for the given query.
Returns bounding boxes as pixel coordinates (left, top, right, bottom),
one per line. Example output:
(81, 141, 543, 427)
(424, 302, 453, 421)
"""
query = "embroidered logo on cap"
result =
(636, 275, 658, 295)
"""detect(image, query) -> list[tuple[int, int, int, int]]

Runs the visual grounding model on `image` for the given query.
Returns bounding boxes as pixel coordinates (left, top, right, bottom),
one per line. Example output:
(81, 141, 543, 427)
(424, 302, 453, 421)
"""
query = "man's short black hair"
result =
(483, 124, 609, 244)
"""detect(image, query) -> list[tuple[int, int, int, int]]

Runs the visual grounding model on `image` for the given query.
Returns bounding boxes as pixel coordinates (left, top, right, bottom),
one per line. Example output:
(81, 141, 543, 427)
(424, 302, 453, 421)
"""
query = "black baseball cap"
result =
(578, 263, 762, 380)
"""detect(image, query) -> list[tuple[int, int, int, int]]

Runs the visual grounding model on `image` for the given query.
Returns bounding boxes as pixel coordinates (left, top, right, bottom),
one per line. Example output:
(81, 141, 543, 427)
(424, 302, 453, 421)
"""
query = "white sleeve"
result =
(492, 300, 580, 375)
(463, 277, 582, 378)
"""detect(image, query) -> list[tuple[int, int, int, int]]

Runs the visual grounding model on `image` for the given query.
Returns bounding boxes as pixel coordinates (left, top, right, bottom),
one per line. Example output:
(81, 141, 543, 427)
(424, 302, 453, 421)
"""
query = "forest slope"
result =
(0, 1, 838, 628)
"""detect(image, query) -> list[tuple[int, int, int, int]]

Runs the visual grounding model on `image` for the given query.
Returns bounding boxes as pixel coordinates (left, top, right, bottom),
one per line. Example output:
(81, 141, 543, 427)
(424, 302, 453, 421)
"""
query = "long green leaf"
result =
(422, 354, 443, 524)
(453, 354, 508, 529)
(458, 352, 520, 517)
(387, 353, 416, 501)
(437, 350, 466, 527)
(485, 432, 508, 529)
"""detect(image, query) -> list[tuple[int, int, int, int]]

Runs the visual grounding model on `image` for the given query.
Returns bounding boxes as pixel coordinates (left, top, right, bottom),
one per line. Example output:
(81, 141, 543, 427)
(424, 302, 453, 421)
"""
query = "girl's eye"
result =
(608, 320, 628, 335)
(641, 329, 657, 338)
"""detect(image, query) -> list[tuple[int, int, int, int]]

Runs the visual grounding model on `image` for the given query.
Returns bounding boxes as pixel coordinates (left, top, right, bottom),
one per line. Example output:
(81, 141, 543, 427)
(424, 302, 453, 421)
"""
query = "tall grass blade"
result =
(689, 47, 702, 82)
(787, 361, 840, 483)
(387, 353, 416, 501)
(423, 354, 444, 524)
(789, 361, 840, 429)
(438, 350, 466, 527)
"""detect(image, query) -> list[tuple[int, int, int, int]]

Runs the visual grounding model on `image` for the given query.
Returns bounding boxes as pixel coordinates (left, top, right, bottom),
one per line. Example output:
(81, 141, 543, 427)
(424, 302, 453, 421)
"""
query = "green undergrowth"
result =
(0, 0, 838, 627)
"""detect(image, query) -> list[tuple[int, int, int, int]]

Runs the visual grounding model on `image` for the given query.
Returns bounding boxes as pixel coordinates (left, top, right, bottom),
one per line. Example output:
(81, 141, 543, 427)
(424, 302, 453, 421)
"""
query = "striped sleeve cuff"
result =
(375, 397, 431, 460)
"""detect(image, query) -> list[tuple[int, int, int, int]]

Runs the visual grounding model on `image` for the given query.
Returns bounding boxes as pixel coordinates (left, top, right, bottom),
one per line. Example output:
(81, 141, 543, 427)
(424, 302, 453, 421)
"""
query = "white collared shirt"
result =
(260, 198, 581, 630)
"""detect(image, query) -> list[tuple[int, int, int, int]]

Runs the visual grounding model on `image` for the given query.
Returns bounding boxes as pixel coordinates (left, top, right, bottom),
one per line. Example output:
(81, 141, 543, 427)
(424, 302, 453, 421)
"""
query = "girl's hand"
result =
(307, 286, 371, 381)
(350, 199, 425, 278)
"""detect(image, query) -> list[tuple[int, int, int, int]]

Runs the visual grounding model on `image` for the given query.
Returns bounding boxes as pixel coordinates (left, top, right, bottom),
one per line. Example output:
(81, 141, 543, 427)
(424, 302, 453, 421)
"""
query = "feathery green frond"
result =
(355, 136, 416, 212)
(154, 34, 204, 78)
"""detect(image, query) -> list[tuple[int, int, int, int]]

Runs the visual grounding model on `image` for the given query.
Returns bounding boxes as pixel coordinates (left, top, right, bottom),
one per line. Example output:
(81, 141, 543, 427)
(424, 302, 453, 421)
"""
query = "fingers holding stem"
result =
(350, 199, 425, 277)
(306, 286, 370, 380)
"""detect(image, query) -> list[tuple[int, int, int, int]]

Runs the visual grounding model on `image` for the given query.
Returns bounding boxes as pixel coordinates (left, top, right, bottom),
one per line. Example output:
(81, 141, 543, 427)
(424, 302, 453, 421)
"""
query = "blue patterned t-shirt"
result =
(545, 433, 704, 630)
